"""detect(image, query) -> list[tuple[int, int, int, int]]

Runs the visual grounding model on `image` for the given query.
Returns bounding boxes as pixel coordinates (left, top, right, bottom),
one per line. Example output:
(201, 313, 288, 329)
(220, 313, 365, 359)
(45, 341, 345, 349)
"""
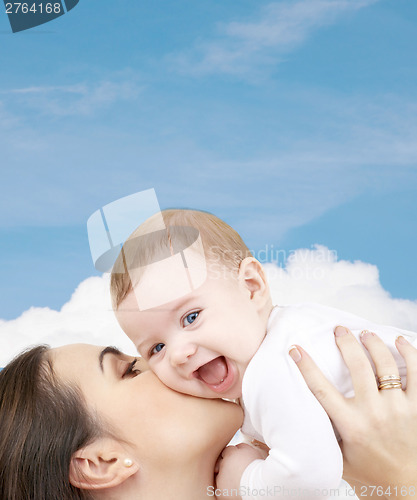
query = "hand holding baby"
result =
(215, 443, 267, 499)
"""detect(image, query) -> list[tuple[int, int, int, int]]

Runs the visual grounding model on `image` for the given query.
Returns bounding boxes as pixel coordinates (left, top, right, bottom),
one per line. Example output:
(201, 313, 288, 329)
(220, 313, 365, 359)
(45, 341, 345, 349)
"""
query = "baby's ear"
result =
(69, 437, 139, 491)
(238, 257, 270, 308)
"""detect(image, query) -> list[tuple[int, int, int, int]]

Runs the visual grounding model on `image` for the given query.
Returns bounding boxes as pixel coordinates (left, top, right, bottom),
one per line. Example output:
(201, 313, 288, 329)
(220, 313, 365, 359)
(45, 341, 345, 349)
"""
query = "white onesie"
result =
(240, 303, 417, 499)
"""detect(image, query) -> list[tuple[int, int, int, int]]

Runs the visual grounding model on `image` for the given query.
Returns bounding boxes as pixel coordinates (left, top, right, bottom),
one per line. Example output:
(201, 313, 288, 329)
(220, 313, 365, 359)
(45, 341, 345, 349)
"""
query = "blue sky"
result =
(0, 0, 416, 319)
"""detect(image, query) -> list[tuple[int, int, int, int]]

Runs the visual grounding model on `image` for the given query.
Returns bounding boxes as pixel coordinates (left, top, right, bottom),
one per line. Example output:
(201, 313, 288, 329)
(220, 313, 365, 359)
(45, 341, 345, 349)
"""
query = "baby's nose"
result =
(170, 342, 197, 367)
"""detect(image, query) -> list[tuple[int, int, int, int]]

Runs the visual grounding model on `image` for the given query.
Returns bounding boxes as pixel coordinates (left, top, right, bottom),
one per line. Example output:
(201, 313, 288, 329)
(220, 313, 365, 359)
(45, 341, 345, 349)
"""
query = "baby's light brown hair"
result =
(110, 209, 253, 310)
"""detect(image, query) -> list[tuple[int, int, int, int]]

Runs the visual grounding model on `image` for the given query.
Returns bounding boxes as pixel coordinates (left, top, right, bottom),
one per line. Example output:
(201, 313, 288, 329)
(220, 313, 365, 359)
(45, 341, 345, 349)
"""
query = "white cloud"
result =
(2, 78, 142, 116)
(266, 245, 417, 331)
(172, 0, 378, 78)
(1, 246, 416, 366)
(0, 275, 137, 366)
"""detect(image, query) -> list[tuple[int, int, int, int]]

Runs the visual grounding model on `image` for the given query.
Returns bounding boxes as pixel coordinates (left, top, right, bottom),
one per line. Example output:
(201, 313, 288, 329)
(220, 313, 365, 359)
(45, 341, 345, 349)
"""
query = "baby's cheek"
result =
(155, 365, 177, 388)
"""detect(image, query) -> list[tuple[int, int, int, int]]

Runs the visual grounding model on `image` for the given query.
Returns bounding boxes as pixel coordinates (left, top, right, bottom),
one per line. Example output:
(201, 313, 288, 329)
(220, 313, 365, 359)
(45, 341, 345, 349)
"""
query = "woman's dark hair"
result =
(0, 345, 101, 500)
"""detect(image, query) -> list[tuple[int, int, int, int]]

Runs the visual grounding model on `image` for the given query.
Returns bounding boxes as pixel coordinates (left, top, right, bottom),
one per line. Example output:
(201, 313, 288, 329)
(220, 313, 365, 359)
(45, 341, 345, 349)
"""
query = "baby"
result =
(111, 209, 416, 499)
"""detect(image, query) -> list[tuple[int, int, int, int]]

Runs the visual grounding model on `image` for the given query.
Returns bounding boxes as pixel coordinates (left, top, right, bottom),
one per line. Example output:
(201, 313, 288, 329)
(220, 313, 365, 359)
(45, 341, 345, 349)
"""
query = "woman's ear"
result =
(69, 437, 139, 491)
(238, 257, 270, 309)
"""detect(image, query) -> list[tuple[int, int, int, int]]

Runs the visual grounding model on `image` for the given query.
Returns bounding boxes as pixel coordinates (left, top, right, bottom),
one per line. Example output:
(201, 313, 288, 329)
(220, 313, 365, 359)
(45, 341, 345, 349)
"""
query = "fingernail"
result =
(289, 345, 302, 363)
(360, 330, 375, 341)
(334, 326, 348, 337)
(396, 335, 409, 346)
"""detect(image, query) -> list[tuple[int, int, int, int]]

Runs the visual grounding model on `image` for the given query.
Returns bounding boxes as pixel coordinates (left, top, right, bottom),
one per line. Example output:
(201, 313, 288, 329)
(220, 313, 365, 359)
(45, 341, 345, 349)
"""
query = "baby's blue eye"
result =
(150, 343, 165, 356)
(183, 311, 199, 326)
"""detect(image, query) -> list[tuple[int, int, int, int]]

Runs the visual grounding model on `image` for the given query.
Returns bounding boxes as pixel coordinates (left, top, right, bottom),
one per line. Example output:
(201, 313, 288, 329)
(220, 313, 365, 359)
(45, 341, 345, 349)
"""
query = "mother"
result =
(0, 343, 242, 500)
(0, 335, 416, 500)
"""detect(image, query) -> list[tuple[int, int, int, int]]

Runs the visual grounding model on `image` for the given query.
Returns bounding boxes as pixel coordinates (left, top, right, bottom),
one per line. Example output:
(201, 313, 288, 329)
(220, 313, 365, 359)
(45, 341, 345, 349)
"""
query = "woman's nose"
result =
(170, 341, 197, 367)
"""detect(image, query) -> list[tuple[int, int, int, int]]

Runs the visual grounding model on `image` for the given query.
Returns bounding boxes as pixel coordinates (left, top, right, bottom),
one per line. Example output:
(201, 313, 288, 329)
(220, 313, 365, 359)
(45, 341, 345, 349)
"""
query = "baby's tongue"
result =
(198, 357, 227, 385)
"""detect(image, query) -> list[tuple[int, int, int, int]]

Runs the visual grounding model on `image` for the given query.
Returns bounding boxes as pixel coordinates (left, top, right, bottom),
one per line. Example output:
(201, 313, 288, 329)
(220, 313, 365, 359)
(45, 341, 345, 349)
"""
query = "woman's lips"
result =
(195, 356, 235, 393)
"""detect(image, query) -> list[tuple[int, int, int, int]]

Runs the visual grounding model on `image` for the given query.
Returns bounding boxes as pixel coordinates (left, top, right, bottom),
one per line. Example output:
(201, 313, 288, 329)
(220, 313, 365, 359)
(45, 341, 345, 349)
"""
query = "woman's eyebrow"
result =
(99, 346, 123, 372)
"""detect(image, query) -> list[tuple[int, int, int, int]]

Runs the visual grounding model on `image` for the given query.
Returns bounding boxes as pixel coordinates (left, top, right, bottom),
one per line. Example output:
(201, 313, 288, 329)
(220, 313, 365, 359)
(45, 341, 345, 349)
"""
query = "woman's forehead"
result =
(49, 344, 103, 378)
(51, 343, 101, 359)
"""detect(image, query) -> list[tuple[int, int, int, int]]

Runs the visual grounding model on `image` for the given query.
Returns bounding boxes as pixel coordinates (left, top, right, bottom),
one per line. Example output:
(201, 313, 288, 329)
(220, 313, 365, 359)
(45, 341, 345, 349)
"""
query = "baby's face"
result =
(116, 260, 267, 399)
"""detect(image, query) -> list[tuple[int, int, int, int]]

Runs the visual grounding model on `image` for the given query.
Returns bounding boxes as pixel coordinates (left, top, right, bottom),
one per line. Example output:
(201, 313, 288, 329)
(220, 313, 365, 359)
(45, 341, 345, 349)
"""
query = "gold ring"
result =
(377, 375, 401, 383)
(377, 375, 402, 390)
(378, 382, 402, 390)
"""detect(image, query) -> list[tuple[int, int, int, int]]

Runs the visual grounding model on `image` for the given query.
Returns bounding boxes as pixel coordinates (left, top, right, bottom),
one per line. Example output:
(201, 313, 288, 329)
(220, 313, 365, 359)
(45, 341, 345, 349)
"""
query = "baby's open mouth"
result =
(197, 356, 228, 386)
(194, 356, 236, 393)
